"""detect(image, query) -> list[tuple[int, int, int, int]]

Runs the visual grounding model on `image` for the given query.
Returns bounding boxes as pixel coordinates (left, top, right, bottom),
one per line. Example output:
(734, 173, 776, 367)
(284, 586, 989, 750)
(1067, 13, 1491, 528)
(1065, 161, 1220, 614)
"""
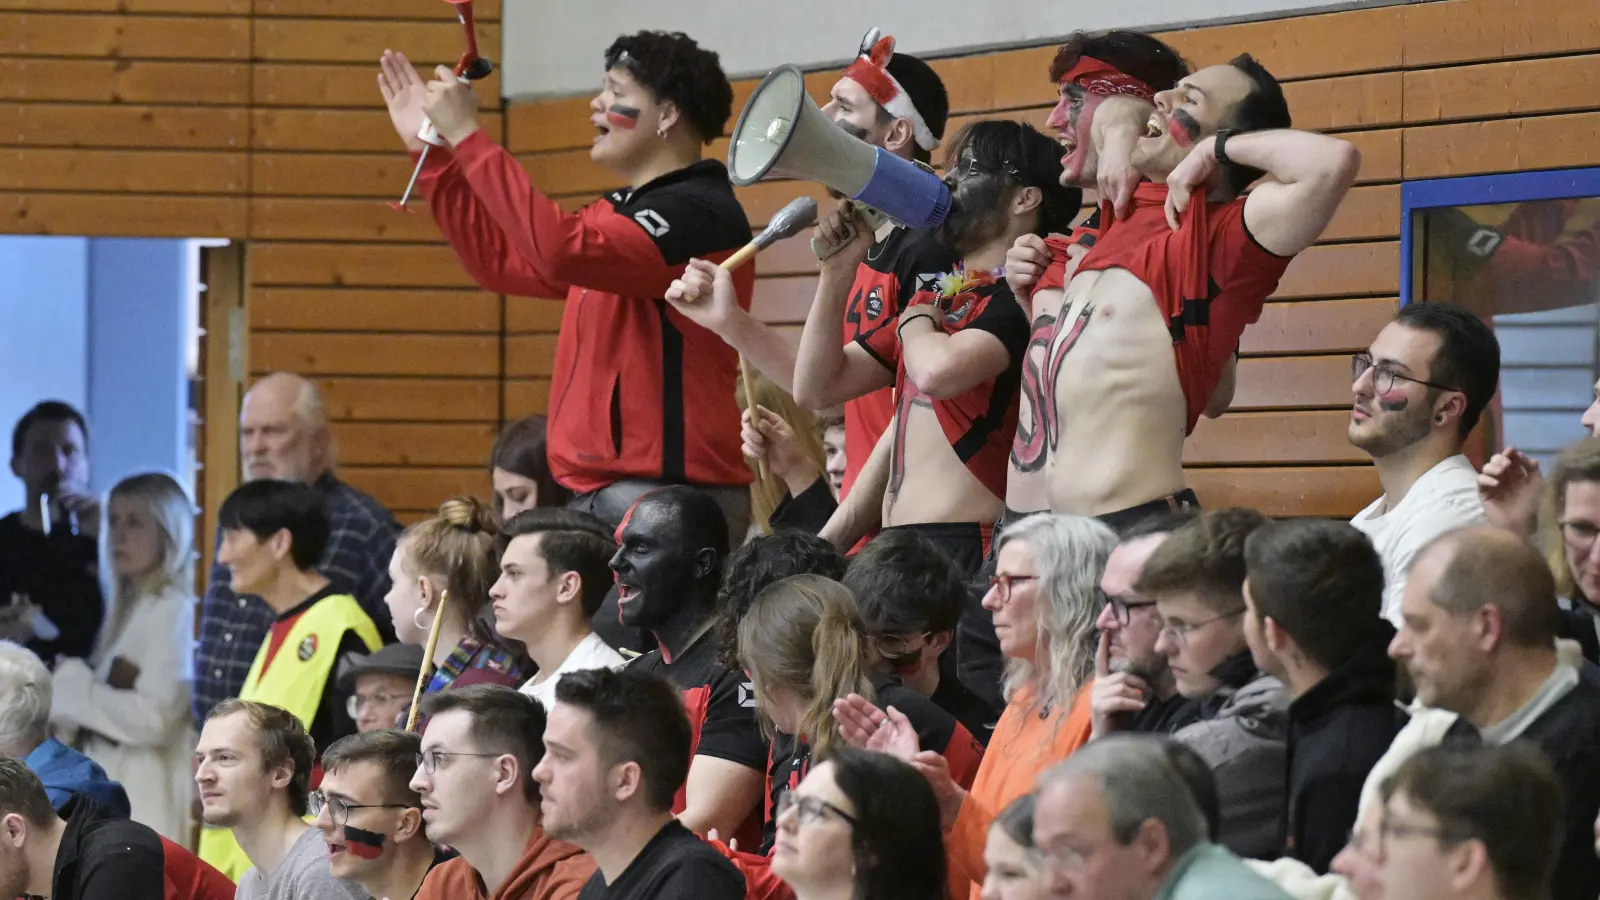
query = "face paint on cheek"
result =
(1376, 392, 1410, 413)
(343, 826, 387, 860)
(1168, 110, 1203, 149)
(605, 104, 641, 130)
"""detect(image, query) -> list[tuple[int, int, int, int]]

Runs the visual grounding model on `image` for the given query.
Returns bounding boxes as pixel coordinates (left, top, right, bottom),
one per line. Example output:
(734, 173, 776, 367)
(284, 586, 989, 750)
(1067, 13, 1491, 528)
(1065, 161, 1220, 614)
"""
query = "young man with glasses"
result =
(1347, 302, 1501, 625)
(314, 729, 437, 900)
(1136, 507, 1288, 861)
(194, 699, 366, 895)
(1090, 511, 1201, 740)
(409, 685, 595, 900)
(1332, 744, 1562, 900)
(532, 667, 744, 900)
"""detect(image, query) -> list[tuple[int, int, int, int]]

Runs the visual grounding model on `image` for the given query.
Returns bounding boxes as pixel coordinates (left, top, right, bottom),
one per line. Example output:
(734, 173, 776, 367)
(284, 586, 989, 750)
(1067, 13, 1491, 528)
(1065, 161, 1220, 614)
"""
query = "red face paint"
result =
(343, 826, 386, 860)
(1169, 110, 1201, 149)
(605, 104, 641, 130)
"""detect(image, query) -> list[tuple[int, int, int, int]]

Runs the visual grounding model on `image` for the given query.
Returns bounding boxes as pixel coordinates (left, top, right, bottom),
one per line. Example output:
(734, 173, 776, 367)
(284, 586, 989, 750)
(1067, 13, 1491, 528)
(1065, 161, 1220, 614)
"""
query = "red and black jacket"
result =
(418, 131, 756, 494)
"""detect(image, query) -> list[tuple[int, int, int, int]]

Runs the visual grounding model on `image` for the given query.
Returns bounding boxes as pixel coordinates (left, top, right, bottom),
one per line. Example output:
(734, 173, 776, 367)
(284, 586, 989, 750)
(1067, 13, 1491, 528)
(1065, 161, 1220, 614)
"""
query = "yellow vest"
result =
(198, 593, 382, 881)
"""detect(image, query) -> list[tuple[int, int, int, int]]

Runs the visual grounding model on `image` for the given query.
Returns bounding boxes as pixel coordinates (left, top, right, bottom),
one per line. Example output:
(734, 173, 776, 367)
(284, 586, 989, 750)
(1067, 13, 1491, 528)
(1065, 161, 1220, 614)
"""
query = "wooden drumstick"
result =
(405, 588, 449, 732)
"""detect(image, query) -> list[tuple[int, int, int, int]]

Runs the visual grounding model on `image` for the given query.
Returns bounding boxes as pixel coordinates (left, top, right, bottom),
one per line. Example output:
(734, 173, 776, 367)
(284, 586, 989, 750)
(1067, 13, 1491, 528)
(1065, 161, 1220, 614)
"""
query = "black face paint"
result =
(605, 104, 642, 130)
(836, 119, 871, 141)
(610, 500, 703, 630)
(343, 826, 386, 859)
(1377, 396, 1410, 413)
(1169, 109, 1203, 149)
(936, 167, 1013, 258)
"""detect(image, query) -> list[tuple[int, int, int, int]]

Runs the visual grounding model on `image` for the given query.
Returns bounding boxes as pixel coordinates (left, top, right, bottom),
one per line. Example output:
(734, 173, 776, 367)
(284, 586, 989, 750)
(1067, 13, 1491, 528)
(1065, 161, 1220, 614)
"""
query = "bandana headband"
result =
(1057, 56, 1156, 101)
(841, 27, 940, 152)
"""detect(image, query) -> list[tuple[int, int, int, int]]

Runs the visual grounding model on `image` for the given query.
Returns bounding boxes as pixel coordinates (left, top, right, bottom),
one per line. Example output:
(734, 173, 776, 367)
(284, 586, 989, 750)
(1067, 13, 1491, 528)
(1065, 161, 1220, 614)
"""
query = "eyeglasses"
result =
(345, 692, 405, 719)
(414, 749, 498, 774)
(948, 149, 1021, 184)
(1099, 593, 1159, 626)
(1560, 519, 1600, 554)
(1351, 352, 1458, 396)
(307, 790, 411, 827)
(988, 573, 1040, 602)
(871, 631, 933, 658)
(1346, 817, 1457, 862)
(776, 790, 857, 826)
(1159, 608, 1245, 646)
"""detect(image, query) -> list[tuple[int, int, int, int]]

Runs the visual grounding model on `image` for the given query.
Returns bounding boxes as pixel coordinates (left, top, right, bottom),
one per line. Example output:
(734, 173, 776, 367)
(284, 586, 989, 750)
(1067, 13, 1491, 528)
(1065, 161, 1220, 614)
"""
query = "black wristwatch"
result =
(1213, 129, 1235, 166)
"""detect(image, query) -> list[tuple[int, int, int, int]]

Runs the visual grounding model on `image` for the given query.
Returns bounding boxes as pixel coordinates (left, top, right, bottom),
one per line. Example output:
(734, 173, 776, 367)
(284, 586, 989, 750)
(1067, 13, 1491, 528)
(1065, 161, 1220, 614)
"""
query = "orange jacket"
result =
(947, 682, 1093, 900)
(416, 826, 596, 900)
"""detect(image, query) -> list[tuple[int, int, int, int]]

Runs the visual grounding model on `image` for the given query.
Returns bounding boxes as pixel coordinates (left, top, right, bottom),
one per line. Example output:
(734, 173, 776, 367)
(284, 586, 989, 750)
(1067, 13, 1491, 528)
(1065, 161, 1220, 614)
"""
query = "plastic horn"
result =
(405, 589, 449, 732)
(720, 196, 820, 270)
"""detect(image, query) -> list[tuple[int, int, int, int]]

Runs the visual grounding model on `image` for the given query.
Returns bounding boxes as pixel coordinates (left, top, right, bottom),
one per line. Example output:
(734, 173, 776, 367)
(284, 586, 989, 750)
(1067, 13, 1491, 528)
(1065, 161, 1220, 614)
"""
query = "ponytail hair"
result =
(737, 575, 873, 755)
(400, 496, 502, 645)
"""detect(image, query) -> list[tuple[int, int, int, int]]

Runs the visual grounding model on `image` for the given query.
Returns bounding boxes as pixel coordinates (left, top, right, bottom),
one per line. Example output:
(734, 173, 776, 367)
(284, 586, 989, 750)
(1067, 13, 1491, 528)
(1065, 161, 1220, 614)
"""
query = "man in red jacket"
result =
(378, 32, 755, 539)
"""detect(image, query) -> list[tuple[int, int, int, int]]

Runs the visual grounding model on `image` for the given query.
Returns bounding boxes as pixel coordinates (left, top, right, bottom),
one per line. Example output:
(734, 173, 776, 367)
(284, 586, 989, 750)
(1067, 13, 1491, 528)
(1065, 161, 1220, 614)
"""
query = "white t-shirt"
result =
(1351, 454, 1487, 626)
(519, 632, 628, 709)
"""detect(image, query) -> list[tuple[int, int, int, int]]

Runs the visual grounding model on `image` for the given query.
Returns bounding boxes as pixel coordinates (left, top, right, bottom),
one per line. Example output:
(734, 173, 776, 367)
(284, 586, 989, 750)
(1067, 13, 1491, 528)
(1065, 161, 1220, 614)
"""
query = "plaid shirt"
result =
(192, 472, 400, 729)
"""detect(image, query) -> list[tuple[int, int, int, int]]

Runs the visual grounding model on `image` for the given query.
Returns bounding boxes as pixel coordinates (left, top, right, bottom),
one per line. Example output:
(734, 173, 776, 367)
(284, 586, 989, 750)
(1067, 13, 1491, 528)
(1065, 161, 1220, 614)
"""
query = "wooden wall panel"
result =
(9, 0, 1600, 519)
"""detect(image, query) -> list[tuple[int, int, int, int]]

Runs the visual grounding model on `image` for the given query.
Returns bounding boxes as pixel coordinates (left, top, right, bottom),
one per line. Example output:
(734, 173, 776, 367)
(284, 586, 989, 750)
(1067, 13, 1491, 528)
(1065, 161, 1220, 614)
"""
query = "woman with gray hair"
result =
(834, 512, 1116, 899)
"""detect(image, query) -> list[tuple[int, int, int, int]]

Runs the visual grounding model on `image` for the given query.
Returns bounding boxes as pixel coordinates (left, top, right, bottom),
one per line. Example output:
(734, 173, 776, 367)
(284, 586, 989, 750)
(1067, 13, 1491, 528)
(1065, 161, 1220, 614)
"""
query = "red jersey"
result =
(864, 278, 1030, 501)
(1074, 183, 1291, 433)
(841, 227, 960, 498)
(418, 132, 756, 493)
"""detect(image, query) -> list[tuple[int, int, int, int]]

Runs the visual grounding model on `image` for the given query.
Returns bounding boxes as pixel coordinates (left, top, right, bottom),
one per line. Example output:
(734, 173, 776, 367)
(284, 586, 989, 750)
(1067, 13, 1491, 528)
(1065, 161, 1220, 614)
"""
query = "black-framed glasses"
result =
(1560, 519, 1600, 553)
(988, 574, 1040, 602)
(1351, 352, 1458, 395)
(870, 631, 934, 658)
(1158, 608, 1245, 646)
(1099, 593, 1159, 626)
(776, 789, 857, 826)
(414, 749, 498, 774)
(948, 149, 1021, 184)
(307, 790, 411, 827)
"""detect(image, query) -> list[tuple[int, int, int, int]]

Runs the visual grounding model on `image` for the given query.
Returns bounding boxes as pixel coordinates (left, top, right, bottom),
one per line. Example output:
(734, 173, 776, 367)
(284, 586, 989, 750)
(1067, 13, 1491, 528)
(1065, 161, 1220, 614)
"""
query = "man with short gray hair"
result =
(1033, 735, 1290, 900)
(194, 372, 402, 730)
(0, 641, 128, 817)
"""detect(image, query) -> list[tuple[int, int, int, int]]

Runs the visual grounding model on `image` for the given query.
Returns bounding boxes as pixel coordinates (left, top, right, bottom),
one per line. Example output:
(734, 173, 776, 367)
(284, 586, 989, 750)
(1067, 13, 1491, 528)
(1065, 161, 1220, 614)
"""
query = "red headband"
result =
(841, 29, 940, 151)
(1057, 56, 1156, 100)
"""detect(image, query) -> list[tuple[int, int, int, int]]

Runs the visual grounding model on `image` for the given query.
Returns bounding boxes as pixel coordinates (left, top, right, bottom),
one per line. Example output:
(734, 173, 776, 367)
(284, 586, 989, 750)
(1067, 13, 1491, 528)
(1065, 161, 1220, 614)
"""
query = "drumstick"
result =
(405, 589, 449, 732)
(719, 197, 820, 496)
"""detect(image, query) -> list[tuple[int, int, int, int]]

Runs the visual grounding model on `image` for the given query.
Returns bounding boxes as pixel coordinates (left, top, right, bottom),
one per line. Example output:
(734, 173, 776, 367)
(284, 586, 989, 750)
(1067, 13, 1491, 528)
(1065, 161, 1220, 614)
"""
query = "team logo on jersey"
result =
(633, 209, 671, 237)
(737, 682, 758, 708)
(944, 300, 972, 323)
(913, 272, 943, 293)
(297, 634, 318, 662)
(864, 286, 884, 318)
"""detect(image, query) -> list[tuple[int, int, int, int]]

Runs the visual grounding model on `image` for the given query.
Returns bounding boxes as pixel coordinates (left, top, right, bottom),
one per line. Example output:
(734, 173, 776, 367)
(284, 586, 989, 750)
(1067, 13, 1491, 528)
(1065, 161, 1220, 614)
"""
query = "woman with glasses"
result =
(771, 746, 947, 900)
(1538, 437, 1600, 663)
(834, 513, 1115, 900)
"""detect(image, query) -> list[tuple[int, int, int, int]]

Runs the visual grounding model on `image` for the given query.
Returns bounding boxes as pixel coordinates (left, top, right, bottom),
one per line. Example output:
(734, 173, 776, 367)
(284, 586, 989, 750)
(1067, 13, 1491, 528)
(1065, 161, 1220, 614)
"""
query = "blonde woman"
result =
(50, 472, 196, 843)
(739, 372, 834, 536)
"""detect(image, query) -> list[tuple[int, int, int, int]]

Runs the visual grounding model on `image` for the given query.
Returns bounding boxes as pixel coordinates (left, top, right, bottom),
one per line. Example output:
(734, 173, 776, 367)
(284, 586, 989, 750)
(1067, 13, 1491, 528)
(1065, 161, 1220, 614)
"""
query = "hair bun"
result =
(438, 496, 498, 535)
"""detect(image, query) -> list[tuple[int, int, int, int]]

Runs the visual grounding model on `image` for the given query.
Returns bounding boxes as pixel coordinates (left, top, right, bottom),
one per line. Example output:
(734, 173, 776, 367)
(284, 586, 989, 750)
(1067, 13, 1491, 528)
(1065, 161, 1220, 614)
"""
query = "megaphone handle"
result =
(810, 214, 858, 261)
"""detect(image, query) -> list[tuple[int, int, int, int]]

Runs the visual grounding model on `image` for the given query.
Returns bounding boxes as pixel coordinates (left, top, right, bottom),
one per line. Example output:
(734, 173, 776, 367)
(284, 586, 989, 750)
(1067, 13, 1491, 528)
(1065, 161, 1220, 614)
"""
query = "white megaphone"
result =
(728, 64, 950, 233)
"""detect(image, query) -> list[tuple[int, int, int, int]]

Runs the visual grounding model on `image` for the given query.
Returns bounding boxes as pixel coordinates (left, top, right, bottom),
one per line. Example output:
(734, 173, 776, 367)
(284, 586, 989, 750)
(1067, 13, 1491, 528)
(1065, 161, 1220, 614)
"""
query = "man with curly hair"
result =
(379, 31, 756, 540)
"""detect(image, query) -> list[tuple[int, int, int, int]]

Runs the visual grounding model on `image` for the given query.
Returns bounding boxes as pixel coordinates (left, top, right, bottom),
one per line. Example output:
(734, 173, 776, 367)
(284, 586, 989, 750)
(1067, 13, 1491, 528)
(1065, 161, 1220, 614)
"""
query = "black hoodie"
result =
(51, 795, 165, 900)
(1281, 623, 1405, 873)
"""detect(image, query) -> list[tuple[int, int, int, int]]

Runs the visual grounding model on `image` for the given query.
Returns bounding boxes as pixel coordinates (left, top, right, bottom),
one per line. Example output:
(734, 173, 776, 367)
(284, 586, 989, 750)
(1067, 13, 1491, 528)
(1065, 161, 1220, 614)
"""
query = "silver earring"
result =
(413, 607, 433, 630)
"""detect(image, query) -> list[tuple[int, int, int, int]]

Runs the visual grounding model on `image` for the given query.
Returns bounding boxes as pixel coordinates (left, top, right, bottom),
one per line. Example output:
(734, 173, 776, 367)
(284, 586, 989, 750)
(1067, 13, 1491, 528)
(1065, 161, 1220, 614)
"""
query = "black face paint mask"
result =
(610, 501, 704, 629)
(936, 171, 1014, 258)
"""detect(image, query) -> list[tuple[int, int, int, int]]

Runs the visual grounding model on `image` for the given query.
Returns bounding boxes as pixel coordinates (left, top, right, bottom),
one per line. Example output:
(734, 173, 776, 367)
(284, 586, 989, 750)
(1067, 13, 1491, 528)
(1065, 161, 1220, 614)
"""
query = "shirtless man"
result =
(1044, 55, 1361, 528)
(812, 120, 1081, 573)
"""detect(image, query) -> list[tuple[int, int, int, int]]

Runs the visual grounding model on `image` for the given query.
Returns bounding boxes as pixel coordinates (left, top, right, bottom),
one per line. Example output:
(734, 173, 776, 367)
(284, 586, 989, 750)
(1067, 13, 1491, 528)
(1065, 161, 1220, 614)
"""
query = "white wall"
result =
(502, 0, 1418, 99)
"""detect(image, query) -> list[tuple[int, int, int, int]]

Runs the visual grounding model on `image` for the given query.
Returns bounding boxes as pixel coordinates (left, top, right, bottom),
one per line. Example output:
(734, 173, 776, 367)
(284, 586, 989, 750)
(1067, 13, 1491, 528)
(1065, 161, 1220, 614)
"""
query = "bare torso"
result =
(1044, 267, 1188, 516)
(884, 397, 1005, 527)
(1005, 285, 1071, 515)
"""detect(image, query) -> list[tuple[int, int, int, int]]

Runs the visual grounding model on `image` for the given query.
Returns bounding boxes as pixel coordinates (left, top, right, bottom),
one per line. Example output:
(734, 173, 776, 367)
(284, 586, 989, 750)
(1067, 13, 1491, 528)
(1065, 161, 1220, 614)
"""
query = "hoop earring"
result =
(413, 607, 433, 630)
(657, 123, 669, 139)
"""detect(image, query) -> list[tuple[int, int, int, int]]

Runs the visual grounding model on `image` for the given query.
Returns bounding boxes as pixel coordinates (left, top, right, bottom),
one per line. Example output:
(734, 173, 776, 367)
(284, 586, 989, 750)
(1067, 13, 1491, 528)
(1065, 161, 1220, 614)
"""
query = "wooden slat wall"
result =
(2, 0, 505, 520)
(497, 0, 1600, 518)
(8, 0, 1600, 520)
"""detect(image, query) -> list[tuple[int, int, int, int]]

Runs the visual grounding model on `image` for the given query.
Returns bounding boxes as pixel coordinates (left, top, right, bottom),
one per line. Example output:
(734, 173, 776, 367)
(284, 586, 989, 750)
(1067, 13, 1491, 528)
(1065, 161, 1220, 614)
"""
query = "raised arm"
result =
(819, 422, 892, 549)
(791, 202, 897, 409)
(667, 260, 802, 392)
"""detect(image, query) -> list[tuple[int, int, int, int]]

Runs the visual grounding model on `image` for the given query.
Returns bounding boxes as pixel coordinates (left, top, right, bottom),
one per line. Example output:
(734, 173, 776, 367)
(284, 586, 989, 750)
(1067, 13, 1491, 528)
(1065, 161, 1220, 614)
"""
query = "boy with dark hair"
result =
(381, 31, 756, 539)
(492, 509, 626, 709)
(411, 686, 595, 900)
(1348, 302, 1501, 624)
(196, 699, 363, 894)
(535, 667, 744, 900)
(1242, 518, 1401, 873)
(1138, 508, 1288, 860)
(0, 399, 102, 661)
(845, 529, 995, 741)
(315, 729, 435, 900)
(713, 531, 846, 668)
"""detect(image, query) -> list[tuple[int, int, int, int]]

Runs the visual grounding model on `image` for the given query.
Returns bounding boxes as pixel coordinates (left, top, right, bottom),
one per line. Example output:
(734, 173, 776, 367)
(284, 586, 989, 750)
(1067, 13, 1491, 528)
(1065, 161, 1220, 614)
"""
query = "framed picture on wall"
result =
(1401, 167, 1600, 469)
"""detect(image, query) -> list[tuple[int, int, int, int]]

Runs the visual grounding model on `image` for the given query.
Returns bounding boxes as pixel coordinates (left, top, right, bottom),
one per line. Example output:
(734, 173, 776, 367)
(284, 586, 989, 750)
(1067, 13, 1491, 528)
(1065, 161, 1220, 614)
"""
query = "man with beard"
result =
(611, 487, 767, 846)
(814, 120, 1081, 577)
(1043, 57, 1361, 529)
(1089, 511, 1201, 740)
(665, 28, 953, 504)
(1348, 303, 1500, 625)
